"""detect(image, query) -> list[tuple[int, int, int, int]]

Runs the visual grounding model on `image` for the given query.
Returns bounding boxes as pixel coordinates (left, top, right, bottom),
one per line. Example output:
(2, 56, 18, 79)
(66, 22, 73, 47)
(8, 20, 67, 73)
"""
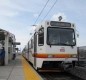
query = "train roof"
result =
(35, 20, 75, 32)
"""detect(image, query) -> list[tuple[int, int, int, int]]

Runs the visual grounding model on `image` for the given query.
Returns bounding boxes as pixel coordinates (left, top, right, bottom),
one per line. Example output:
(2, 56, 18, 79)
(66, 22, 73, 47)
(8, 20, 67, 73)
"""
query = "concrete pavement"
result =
(0, 55, 24, 80)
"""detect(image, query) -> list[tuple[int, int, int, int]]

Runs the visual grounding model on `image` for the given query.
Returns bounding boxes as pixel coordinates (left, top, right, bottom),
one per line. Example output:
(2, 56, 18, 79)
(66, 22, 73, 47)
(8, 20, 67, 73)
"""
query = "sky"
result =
(0, 0, 86, 50)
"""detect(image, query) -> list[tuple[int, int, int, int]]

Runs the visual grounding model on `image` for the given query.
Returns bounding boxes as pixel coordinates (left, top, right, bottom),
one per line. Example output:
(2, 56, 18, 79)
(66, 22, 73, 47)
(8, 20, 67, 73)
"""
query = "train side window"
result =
(31, 39, 33, 48)
(38, 28, 44, 46)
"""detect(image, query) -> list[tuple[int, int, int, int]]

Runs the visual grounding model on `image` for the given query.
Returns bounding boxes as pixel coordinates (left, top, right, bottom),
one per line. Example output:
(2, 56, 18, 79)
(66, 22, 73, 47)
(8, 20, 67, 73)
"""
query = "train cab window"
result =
(38, 28, 44, 46)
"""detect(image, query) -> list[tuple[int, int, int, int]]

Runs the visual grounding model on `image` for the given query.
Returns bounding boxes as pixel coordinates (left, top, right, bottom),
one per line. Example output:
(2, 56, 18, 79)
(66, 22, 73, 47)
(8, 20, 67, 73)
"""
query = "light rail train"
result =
(22, 20, 77, 70)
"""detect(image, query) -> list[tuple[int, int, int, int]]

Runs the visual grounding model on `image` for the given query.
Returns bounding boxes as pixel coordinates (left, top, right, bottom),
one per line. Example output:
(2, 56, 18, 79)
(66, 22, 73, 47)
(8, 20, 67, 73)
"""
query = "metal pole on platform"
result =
(4, 33, 9, 65)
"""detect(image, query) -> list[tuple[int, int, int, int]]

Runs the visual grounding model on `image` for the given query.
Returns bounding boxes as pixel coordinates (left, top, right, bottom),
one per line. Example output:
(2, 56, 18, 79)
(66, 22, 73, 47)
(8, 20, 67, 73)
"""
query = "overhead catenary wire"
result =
(41, 0, 57, 23)
(33, 0, 50, 25)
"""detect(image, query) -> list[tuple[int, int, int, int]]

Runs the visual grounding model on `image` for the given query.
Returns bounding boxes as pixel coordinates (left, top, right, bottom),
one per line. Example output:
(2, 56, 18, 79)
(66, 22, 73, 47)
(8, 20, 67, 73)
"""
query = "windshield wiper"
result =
(60, 43, 68, 45)
(60, 42, 74, 47)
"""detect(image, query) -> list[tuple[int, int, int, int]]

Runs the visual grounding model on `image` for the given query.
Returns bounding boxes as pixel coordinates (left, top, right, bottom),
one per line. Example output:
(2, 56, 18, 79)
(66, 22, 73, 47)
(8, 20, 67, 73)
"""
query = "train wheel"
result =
(72, 61, 75, 68)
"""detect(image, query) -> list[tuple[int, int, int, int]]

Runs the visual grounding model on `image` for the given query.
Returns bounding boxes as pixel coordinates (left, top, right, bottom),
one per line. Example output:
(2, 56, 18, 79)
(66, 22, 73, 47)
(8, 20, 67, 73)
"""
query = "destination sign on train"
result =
(50, 21, 71, 27)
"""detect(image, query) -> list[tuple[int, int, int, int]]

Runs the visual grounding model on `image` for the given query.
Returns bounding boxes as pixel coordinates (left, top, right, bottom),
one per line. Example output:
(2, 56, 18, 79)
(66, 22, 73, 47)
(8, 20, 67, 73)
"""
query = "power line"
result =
(41, 0, 57, 23)
(33, 0, 50, 25)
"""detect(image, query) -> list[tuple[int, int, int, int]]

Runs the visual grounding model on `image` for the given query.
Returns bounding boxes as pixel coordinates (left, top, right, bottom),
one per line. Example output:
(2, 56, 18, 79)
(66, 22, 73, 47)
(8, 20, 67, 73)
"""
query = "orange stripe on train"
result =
(32, 53, 76, 58)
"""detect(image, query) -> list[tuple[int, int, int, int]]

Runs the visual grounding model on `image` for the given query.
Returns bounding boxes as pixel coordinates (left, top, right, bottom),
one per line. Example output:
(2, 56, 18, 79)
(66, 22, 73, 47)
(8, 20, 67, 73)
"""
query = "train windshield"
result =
(47, 27, 76, 46)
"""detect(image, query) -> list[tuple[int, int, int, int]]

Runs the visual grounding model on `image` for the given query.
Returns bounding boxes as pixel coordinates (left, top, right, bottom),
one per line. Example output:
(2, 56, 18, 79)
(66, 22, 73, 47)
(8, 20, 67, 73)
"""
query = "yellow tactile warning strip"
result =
(21, 56, 43, 80)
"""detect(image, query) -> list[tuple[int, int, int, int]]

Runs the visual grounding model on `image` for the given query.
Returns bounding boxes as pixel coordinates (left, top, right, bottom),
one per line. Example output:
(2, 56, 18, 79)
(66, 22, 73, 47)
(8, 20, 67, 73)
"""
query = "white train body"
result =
(23, 21, 77, 69)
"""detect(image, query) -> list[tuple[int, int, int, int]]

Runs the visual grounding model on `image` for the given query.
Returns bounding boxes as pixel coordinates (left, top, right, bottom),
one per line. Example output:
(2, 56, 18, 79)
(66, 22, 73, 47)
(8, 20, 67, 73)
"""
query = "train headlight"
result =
(48, 54, 53, 58)
(72, 54, 77, 58)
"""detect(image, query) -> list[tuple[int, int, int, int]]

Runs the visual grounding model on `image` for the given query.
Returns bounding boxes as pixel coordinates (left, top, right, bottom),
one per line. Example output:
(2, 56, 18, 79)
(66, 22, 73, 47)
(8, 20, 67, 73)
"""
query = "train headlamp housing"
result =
(48, 54, 53, 58)
(72, 54, 77, 58)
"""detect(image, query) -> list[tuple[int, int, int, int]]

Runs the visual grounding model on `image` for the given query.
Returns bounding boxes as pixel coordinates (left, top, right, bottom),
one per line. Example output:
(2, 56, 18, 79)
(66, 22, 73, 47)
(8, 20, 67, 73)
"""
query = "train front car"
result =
(32, 21, 77, 70)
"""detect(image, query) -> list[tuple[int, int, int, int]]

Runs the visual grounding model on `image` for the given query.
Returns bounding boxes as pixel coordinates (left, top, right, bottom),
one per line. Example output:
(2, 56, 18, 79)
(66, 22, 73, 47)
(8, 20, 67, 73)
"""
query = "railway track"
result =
(39, 72, 84, 80)
(26, 58, 85, 80)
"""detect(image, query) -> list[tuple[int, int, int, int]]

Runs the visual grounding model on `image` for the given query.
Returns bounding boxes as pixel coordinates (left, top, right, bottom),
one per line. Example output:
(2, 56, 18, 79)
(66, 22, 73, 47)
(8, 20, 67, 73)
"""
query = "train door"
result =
(28, 42, 29, 60)
(34, 33, 37, 67)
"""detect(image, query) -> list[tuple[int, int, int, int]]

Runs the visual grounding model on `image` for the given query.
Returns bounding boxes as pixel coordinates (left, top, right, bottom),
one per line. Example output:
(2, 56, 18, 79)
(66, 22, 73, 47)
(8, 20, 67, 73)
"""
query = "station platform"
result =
(0, 55, 43, 80)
